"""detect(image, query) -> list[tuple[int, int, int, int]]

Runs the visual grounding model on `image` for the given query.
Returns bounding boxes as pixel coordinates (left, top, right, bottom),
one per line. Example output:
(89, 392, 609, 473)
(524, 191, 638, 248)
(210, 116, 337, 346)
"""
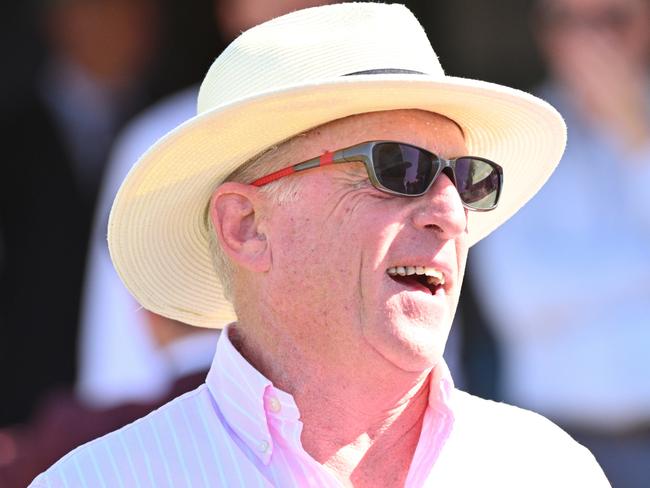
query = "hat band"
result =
(343, 69, 426, 76)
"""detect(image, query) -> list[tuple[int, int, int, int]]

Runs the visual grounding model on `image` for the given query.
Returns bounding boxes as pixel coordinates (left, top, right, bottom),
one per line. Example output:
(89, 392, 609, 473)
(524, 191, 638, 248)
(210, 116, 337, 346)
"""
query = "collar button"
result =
(269, 397, 282, 413)
(258, 440, 270, 453)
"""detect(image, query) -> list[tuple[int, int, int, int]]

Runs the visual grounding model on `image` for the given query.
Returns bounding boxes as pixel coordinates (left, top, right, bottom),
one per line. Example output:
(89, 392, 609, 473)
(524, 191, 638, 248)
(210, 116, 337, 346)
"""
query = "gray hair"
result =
(207, 135, 306, 302)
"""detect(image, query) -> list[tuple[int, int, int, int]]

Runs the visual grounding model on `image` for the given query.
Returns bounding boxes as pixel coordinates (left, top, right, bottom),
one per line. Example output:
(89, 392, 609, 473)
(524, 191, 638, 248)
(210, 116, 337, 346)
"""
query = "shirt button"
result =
(268, 397, 282, 413)
(259, 440, 270, 453)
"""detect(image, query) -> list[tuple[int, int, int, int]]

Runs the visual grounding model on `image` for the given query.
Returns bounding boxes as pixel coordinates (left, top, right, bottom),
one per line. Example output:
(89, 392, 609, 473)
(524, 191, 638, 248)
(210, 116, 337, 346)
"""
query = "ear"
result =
(208, 182, 271, 273)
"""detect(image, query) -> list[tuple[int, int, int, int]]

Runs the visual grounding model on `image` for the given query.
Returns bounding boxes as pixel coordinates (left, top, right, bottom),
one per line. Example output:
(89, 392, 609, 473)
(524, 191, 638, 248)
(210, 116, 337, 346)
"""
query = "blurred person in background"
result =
(471, 0, 650, 485)
(77, 0, 336, 408)
(0, 0, 160, 427)
(0, 312, 218, 488)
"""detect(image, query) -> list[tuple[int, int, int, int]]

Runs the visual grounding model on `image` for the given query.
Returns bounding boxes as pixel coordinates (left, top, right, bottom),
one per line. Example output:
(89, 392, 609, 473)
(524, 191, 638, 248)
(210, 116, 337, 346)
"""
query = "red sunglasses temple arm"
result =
(251, 166, 298, 187)
(250, 151, 336, 187)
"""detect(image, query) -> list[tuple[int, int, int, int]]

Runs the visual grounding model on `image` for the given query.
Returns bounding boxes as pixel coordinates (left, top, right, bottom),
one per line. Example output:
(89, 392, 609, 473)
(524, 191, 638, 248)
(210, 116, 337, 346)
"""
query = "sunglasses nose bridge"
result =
(415, 157, 456, 199)
(437, 158, 457, 186)
(434, 159, 473, 210)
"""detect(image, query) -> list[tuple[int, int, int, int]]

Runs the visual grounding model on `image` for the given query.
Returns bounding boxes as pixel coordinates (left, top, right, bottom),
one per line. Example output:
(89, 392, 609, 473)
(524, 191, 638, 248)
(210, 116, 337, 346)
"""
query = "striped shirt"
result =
(31, 327, 610, 487)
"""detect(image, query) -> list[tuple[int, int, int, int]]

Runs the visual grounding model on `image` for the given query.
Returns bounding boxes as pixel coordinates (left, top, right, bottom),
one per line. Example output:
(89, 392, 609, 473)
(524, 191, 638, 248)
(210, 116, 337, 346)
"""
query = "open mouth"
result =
(386, 266, 445, 295)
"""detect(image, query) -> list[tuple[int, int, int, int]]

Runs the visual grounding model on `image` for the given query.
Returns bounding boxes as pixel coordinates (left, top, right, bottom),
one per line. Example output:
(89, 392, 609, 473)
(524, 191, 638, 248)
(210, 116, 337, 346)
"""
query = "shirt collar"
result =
(206, 325, 299, 464)
(206, 324, 455, 466)
(428, 357, 455, 411)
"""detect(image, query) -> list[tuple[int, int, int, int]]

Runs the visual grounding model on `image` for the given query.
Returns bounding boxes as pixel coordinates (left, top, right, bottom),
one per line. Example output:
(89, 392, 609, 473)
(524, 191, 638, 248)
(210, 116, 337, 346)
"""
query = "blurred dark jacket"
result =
(0, 91, 92, 425)
(0, 370, 207, 488)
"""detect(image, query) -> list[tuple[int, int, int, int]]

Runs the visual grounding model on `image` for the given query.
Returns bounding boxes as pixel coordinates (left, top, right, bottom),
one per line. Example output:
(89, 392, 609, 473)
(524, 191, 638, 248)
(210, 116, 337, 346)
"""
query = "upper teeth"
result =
(387, 266, 445, 286)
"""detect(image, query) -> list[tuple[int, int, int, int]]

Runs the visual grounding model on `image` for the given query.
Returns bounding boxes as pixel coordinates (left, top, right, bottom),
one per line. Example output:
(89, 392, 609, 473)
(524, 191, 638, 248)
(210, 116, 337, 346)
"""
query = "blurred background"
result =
(0, 0, 648, 487)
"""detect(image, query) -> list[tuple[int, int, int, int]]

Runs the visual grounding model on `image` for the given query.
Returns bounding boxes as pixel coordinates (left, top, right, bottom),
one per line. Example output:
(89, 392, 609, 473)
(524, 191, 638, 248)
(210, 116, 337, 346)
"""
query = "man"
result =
(31, 3, 610, 486)
(471, 0, 650, 486)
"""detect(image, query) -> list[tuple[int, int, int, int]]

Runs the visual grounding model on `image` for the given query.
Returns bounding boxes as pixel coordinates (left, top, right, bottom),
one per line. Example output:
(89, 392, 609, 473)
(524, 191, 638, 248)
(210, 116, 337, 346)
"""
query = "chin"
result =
(364, 313, 451, 373)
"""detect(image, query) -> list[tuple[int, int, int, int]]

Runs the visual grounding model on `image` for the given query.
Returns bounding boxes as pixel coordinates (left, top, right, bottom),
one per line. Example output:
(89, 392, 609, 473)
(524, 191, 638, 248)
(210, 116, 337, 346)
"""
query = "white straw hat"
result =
(108, 2, 566, 328)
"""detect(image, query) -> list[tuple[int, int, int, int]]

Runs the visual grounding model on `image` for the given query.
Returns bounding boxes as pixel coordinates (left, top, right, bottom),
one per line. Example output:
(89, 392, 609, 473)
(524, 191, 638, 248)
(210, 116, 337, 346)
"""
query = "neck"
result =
(299, 372, 429, 487)
(229, 323, 434, 487)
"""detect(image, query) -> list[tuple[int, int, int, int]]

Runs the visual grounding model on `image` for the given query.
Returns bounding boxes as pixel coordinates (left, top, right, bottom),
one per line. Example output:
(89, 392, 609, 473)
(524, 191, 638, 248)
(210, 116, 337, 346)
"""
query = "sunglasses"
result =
(251, 141, 503, 211)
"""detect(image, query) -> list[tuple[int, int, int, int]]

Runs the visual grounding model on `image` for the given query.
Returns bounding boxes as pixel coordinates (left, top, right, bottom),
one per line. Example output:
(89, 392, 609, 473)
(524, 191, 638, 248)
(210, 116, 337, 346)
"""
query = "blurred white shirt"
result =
(471, 83, 650, 430)
(76, 86, 219, 407)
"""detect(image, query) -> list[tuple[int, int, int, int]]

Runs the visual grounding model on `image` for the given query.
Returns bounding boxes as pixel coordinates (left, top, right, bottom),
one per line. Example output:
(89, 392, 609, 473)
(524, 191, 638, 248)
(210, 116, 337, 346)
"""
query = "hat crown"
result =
(197, 3, 443, 114)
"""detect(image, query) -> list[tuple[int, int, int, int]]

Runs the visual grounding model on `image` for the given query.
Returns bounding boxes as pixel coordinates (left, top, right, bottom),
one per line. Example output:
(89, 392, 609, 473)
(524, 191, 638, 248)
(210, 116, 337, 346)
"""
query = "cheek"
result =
(275, 219, 323, 276)
(269, 211, 363, 300)
(267, 182, 401, 302)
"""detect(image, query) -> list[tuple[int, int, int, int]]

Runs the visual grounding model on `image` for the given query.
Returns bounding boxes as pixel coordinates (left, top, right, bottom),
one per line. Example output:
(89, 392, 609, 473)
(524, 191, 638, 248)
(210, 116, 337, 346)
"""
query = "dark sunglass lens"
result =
(372, 143, 436, 195)
(454, 158, 500, 209)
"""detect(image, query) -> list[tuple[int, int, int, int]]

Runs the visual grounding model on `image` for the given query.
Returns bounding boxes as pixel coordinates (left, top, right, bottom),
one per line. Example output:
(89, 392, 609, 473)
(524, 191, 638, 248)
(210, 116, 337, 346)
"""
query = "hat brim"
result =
(108, 74, 566, 328)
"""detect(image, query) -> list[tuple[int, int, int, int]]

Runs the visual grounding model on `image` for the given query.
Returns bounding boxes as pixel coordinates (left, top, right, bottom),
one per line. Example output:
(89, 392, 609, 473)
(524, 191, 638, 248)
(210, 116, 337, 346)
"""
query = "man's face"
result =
(259, 110, 468, 374)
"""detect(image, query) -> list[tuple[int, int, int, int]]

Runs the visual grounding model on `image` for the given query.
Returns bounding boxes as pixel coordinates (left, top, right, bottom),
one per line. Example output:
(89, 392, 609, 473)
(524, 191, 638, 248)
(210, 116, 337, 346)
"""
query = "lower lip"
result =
(387, 275, 445, 297)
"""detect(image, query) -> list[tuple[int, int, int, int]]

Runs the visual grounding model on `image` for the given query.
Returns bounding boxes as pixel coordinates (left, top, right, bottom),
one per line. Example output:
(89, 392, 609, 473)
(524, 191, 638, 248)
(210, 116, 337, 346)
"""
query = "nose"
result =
(411, 173, 467, 239)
